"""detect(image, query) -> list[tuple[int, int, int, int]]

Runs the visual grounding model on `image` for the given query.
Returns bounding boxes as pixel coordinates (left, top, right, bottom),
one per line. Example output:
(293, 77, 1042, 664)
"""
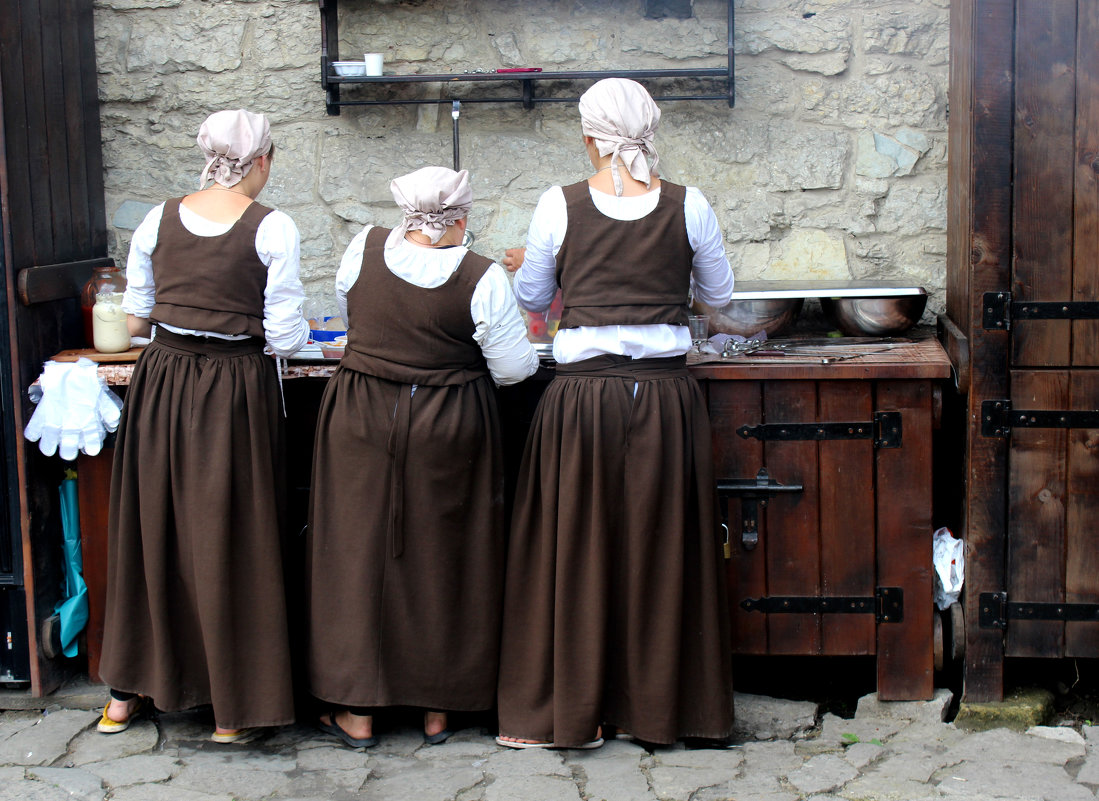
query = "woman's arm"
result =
(257, 210, 311, 357)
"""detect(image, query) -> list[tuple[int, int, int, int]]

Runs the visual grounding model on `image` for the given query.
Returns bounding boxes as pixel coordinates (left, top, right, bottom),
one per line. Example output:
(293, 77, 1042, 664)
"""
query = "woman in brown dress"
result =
(97, 109, 310, 742)
(305, 166, 538, 748)
(496, 78, 736, 748)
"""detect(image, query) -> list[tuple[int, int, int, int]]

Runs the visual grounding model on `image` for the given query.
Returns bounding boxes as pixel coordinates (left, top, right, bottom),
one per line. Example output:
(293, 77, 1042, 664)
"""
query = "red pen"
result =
(495, 68, 542, 73)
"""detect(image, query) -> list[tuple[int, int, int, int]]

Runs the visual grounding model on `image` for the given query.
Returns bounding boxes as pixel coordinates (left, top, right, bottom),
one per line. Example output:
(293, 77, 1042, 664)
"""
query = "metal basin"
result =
(696, 297, 804, 338)
(821, 294, 928, 336)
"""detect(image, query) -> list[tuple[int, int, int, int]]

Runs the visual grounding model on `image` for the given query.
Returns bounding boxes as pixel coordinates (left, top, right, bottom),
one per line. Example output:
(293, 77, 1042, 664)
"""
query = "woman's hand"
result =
(502, 247, 526, 273)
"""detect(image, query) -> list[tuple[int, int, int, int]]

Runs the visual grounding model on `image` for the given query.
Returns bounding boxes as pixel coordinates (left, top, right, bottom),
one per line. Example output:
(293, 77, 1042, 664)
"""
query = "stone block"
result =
(954, 687, 1054, 732)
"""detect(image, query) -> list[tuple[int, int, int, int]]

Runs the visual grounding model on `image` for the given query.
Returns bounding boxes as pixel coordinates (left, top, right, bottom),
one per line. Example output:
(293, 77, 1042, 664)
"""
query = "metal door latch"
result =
(736, 411, 902, 449)
(716, 468, 803, 551)
(740, 586, 904, 623)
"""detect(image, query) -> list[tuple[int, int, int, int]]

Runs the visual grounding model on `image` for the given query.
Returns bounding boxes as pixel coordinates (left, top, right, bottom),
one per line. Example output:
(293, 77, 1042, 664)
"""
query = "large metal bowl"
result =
(821, 294, 928, 336)
(695, 297, 804, 338)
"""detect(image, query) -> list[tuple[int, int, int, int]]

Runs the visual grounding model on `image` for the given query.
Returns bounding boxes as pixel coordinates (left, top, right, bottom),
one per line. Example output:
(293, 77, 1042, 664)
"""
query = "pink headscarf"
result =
(579, 78, 661, 196)
(196, 109, 272, 188)
(387, 166, 473, 247)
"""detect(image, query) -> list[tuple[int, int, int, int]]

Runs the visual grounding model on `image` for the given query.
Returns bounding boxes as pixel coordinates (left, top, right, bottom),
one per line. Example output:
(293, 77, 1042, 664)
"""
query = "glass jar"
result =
(80, 265, 126, 347)
(91, 291, 131, 354)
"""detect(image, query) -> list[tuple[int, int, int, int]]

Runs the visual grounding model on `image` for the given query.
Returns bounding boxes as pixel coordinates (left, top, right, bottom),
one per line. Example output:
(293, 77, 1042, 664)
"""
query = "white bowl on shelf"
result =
(332, 61, 367, 77)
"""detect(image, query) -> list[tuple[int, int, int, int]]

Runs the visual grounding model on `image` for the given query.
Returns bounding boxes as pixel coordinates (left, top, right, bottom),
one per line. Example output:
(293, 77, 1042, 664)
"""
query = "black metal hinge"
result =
(979, 592, 1099, 629)
(980, 400, 1099, 437)
(982, 291, 1099, 331)
(737, 411, 902, 449)
(716, 468, 803, 551)
(740, 587, 903, 623)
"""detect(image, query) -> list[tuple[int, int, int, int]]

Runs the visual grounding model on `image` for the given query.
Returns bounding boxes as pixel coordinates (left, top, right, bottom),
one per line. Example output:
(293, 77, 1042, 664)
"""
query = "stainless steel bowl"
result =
(696, 297, 805, 338)
(821, 294, 927, 336)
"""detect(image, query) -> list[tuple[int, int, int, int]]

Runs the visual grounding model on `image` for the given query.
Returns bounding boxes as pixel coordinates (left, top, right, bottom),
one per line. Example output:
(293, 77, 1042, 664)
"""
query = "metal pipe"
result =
(451, 100, 461, 171)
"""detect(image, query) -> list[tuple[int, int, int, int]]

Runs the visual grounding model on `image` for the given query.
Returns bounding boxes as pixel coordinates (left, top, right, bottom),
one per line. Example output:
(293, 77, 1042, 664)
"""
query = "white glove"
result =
(24, 359, 124, 460)
(60, 358, 121, 459)
(24, 361, 69, 457)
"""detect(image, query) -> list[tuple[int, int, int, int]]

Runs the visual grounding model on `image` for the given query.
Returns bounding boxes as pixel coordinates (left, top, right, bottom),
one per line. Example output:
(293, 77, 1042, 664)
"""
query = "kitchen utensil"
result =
(332, 61, 367, 77)
(688, 315, 710, 354)
(364, 53, 383, 76)
(822, 294, 928, 336)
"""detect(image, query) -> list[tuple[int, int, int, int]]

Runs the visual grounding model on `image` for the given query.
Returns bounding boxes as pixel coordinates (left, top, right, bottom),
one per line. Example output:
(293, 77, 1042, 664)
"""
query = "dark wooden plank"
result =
(1011, 0, 1076, 367)
(17, 258, 111, 305)
(1065, 370, 1099, 656)
(959, 0, 1015, 703)
(761, 380, 821, 655)
(707, 380, 768, 654)
(0, 0, 36, 266)
(818, 381, 876, 655)
(39, 0, 75, 263)
(946, 0, 973, 336)
(58, 0, 92, 255)
(875, 380, 934, 700)
(77, 450, 112, 683)
(18, 0, 56, 263)
(1005, 370, 1068, 657)
(1073, 1, 1099, 367)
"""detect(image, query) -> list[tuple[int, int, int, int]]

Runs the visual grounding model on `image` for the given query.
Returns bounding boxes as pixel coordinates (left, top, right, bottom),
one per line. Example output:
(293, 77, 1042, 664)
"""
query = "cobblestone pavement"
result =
(2, 684, 1097, 800)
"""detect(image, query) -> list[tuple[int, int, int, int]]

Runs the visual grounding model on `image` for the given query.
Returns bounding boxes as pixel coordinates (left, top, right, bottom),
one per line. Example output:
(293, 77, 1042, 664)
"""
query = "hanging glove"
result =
(24, 358, 124, 460)
(60, 358, 123, 459)
(24, 360, 69, 458)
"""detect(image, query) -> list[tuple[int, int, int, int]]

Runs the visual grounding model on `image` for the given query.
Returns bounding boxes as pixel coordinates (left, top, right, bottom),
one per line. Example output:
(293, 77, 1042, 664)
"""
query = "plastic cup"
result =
(364, 53, 383, 76)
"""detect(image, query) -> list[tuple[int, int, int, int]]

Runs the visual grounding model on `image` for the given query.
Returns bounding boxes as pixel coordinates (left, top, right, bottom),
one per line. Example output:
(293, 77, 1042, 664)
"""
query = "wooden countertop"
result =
(57, 329, 952, 386)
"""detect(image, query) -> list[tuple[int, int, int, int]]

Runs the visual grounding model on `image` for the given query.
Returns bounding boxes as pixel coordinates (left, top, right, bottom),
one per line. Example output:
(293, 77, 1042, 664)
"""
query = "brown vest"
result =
(556, 180, 694, 328)
(340, 226, 491, 386)
(150, 198, 271, 337)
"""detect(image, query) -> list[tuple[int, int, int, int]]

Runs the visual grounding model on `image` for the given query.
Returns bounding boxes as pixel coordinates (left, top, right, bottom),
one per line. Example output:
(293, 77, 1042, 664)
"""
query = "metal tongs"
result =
(721, 337, 912, 364)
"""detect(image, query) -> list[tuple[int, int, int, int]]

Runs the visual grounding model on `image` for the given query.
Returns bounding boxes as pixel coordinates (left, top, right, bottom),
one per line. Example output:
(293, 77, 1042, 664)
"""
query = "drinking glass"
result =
(688, 314, 710, 354)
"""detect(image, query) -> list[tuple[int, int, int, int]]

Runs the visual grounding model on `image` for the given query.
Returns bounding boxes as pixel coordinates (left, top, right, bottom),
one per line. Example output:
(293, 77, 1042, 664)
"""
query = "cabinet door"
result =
(1006, 370, 1099, 658)
(709, 380, 877, 657)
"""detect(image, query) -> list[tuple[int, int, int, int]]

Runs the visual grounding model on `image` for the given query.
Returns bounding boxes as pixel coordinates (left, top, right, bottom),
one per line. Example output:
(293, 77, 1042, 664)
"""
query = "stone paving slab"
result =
(2, 690, 1099, 801)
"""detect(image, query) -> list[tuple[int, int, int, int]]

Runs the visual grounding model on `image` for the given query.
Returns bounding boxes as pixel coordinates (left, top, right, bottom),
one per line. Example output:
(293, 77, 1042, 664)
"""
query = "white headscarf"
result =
(196, 109, 272, 188)
(578, 78, 661, 196)
(387, 166, 473, 247)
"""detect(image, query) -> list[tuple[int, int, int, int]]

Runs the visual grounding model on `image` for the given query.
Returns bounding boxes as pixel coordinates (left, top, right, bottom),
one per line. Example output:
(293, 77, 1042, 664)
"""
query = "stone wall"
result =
(93, 0, 949, 320)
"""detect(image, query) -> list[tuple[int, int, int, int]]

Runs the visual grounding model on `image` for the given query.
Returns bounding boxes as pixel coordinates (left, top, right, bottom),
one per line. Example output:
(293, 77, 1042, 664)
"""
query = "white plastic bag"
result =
(932, 527, 964, 610)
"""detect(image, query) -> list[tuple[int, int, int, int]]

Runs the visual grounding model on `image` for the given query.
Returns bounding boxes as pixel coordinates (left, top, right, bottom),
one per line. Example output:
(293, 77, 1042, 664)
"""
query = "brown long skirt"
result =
(99, 331, 294, 729)
(305, 368, 504, 710)
(497, 355, 734, 746)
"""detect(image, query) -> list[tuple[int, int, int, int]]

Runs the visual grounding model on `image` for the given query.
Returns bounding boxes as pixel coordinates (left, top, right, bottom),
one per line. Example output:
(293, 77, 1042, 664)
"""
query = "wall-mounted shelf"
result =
(318, 0, 735, 115)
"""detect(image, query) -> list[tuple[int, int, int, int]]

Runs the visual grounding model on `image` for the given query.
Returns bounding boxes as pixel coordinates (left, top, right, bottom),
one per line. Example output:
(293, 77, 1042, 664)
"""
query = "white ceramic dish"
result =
(332, 61, 367, 77)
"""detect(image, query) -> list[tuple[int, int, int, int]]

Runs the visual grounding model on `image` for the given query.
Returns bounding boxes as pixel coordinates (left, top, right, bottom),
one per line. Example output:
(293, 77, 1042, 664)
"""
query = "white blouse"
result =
(514, 184, 735, 364)
(336, 226, 539, 387)
(122, 202, 311, 358)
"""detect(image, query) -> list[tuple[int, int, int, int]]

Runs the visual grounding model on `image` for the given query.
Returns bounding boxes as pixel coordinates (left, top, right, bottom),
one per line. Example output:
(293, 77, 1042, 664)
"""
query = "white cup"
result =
(364, 53, 383, 76)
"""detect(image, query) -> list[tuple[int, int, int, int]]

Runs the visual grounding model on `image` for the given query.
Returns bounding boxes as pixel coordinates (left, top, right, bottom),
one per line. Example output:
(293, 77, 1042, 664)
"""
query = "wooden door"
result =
(709, 378, 934, 700)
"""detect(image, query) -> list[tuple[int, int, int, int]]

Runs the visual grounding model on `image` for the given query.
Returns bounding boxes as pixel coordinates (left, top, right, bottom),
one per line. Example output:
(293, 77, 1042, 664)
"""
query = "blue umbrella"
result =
(55, 469, 88, 657)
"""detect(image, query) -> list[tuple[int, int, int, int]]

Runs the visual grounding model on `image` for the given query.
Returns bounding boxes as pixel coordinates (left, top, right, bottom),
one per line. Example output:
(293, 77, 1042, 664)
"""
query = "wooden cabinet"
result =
(697, 337, 949, 700)
(945, 0, 1099, 701)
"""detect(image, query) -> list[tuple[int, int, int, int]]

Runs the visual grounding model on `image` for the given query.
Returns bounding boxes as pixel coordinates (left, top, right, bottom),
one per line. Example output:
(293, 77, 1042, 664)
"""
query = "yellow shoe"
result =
(96, 697, 146, 734)
(210, 727, 260, 744)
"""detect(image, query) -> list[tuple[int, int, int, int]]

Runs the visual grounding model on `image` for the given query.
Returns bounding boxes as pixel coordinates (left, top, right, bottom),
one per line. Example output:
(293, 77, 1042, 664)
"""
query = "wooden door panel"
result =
(875, 381, 935, 699)
(818, 381, 876, 655)
(708, 380, 768, 653)
(1065, 371, 1099, 656)
(1072, 1, 1099, 366)
(1011, 0, 1076, 367)
(762, 381, 821, 655)
(1006, 370, 1068, 657)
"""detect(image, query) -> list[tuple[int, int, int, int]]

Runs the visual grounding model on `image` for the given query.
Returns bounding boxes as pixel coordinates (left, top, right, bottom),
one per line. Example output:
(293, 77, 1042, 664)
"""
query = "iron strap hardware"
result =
(736, 411, 902, 449)
(980, 400, 1099, 437)
(982, 291, 1099, 331)
(741, 587, 904, 623)
(716, 468, 803, 551)
(979, 592, 1099, 629)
